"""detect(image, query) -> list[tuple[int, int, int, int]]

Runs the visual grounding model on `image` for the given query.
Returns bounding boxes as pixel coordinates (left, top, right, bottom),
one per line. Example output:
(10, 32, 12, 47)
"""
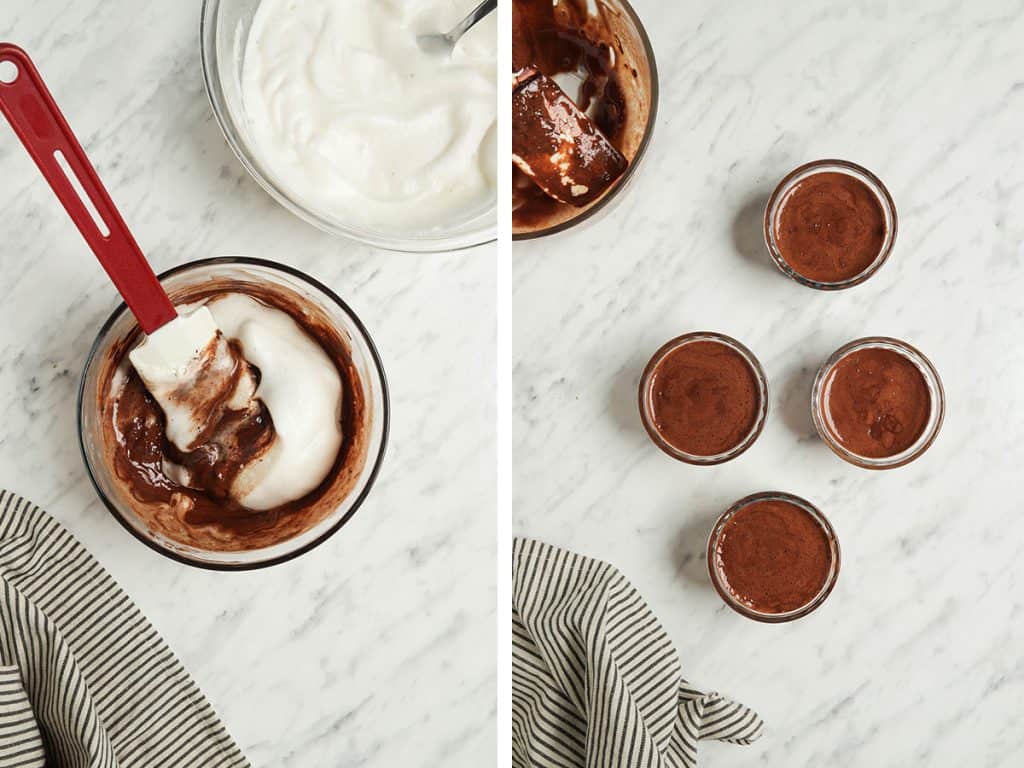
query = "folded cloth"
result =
(512, 538, 764, 768)
(0, 490, 250, 768)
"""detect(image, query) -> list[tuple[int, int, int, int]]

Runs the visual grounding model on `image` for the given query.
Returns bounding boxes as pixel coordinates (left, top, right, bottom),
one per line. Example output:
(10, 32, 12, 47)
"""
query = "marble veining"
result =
(514, 1, 1024, 765)
(0, 2, 495, 765)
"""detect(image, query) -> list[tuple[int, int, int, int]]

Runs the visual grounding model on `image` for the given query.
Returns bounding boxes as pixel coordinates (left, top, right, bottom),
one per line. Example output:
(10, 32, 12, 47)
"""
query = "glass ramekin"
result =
(812, 337, 944, 470)
(707, 491, 841, 624)
(77, 257, 389, 570)
(764, 159, 897, 290)
(638, 332, 768, 465)
(511, 0, 659, 241)
(199, 0, 495, 252)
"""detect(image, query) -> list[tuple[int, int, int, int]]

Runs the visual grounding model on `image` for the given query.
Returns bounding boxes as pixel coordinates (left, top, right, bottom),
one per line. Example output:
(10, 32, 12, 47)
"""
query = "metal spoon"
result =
(417, 0, 497, 57)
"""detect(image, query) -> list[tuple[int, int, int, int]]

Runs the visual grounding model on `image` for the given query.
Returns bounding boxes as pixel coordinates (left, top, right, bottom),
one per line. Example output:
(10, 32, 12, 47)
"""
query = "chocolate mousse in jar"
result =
(78, 257, 389, 569)
(764, 159, 897, 289)
(812, 337, 944, 469)
(708, 492, 841, 623)
(638, 332, 769, 465)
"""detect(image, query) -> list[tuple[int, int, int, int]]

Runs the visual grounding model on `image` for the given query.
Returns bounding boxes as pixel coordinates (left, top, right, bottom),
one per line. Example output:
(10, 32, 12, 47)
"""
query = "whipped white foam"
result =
(241, 0, 497, 234)
(203, 294, 343, 510)
(127, 294, 344, 511)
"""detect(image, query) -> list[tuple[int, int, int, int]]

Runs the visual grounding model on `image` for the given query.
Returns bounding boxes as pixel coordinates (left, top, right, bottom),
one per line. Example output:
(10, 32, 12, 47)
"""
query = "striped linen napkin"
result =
(513, 538, 764, 768)
(0, 490, 249, 768)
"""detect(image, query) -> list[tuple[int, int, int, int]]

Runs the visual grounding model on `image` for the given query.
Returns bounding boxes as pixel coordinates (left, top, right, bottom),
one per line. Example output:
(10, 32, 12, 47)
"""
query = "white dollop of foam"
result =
(240, 0, 497, 234)
(203, 294, 343, 510)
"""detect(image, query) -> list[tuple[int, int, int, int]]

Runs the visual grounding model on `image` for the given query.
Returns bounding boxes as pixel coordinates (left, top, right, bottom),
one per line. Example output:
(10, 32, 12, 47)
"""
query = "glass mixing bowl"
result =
(200, 0, 496, 252)
(511, 0, 659, 240)
(78, 257, 389, 570)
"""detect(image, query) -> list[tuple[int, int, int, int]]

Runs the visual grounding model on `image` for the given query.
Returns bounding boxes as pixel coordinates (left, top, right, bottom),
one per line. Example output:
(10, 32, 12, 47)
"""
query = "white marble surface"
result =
(0, 3, 494, 765)
(514, 1, 1024, 765)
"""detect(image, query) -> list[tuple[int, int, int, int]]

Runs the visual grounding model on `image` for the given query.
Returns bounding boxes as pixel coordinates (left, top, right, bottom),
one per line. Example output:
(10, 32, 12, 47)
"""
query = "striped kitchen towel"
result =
(512, 538, 764, 768)
(0, 490, 250, 768)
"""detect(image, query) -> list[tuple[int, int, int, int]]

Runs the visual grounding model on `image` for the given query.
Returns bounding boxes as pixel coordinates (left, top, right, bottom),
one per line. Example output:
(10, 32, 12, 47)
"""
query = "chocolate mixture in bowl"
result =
(512, 0, 655, 236)
(97, 280, 369, 552)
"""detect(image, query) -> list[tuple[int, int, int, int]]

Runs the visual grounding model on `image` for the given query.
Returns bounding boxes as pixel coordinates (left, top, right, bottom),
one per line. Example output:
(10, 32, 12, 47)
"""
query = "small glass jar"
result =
(638, 332, 768, 465)
(707, 491, 841, 623)
(764, 159, 898, 290)
(812, 337, 944, 469)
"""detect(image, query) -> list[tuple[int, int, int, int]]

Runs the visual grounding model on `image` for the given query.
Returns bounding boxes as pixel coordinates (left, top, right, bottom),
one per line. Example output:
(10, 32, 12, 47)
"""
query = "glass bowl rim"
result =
(706, 491, 842, 623)
(638, 331, 769, 465)
(511, 0, 660, 241)
(811, 336, 945, 470)
(76, 255, 391, 571)
(763, 158, 898, 290)
(199, 0, 496, 253)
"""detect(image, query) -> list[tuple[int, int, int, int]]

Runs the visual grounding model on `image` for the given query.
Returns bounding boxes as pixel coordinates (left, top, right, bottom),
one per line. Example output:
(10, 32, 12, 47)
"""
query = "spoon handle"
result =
(0, 43, 176, 334)
(450, 0, 498, 42)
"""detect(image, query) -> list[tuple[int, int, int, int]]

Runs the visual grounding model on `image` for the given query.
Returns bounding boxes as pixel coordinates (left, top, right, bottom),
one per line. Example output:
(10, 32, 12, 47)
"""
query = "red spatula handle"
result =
(0, 43, 176, 334)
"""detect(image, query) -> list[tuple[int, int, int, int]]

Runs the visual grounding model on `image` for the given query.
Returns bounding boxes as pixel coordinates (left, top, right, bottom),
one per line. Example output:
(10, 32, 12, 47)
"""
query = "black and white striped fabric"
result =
(0, 490, 249, 768)
(512, 538, 764, 768)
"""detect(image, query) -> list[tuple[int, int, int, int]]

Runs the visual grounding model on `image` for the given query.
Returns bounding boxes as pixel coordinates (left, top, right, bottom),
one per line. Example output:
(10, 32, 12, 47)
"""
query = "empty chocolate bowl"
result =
(764, 159, 897, 289)
(78, 258, 389, 570)
(812, 337, 944, 469)
(638, 332, 768, 465)
(511, 0, 658, 239)
(707, 492, 841, 623)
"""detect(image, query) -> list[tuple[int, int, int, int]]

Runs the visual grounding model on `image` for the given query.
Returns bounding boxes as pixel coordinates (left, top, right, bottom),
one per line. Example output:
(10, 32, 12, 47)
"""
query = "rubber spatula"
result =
(0, 43, 225, 448)
(512, 68, 628, 207)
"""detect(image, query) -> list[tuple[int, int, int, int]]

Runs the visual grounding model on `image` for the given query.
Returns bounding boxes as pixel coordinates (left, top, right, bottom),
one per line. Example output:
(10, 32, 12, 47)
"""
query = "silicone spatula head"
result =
(512, 69, 628, 207)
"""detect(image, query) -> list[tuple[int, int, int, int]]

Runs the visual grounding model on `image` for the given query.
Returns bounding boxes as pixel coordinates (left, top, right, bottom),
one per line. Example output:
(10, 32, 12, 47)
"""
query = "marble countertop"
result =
(513, 1, 1024, 765)
(0, 2, 494, 765)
